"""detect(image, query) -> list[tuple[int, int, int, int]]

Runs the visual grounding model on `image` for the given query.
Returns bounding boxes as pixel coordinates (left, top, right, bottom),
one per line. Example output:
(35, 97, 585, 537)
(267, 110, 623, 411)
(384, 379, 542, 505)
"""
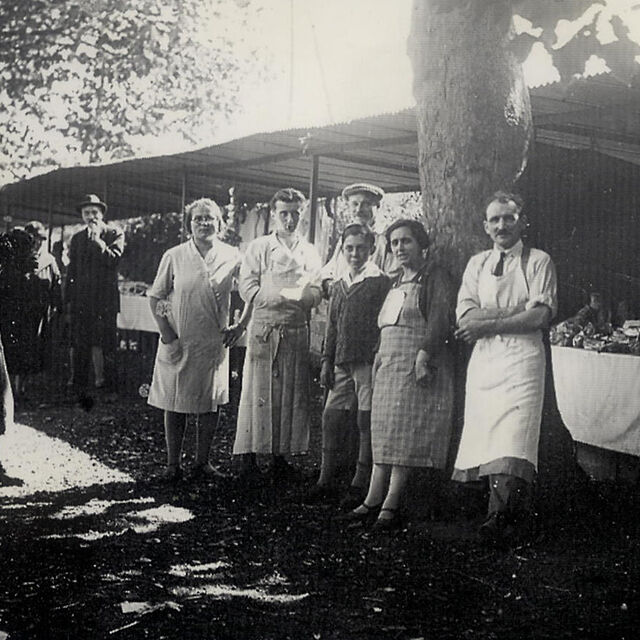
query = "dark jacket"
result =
(65, 225, 125, 317)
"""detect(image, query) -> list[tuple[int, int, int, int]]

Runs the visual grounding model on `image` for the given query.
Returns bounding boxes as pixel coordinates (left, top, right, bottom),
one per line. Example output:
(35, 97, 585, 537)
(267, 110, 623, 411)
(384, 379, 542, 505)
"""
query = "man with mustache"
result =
(453, 191, 557, 544)
(66, 195, 125, 395)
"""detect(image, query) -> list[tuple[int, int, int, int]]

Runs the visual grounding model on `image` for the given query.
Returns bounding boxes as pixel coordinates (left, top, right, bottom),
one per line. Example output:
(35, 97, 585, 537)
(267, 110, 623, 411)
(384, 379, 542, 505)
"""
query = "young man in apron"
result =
(233, 188, 323, 483)
(453, 191, 557, 544)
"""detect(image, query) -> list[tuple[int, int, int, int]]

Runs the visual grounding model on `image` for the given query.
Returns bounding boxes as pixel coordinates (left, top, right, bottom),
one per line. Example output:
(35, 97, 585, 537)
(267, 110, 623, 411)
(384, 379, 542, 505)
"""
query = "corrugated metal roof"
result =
(2, 74, 639, 226)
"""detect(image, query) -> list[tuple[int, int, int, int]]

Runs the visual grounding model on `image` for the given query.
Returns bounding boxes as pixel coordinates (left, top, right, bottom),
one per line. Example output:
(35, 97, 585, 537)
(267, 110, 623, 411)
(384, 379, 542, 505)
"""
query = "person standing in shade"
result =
(0, 329, 22, 487)
(65, 195, 124, 394)
(233, 188, 322, 482)
(453, 191, 557, 544)
(24, 221, 61, 375)
(320, 183, 396, 293)
(343, 219, 455, 531)
(148, 198, 244, 481)
(305, 224, 390, 508)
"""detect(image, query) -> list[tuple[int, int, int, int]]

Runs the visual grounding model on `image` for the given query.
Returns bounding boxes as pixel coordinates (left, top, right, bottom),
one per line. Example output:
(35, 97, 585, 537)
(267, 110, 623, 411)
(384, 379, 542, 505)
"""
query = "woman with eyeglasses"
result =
(148, 198, 246, 481)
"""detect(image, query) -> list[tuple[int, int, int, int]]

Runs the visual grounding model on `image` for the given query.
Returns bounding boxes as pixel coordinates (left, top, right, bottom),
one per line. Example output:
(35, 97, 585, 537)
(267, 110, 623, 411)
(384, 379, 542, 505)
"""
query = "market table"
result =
(117, 294, 157, 333)
(551, 345, 640, 461)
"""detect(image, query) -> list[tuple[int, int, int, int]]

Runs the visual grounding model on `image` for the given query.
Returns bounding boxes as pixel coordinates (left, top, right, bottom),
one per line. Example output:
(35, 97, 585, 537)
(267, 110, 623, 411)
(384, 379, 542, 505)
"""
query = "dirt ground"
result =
(1, 376, 640, 640)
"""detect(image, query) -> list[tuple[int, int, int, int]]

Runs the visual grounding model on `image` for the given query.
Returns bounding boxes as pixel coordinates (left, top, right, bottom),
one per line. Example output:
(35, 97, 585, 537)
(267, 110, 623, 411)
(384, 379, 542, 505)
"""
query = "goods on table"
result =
(550, 319, 640, 355)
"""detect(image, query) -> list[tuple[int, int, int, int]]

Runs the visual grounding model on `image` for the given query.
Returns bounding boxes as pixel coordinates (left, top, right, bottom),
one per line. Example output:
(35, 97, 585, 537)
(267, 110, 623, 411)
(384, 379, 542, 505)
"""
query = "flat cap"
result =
(341, 183, 385, 203)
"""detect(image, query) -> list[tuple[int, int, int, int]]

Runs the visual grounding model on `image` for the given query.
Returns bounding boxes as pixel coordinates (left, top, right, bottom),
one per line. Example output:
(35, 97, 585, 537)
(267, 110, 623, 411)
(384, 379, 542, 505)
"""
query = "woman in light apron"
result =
(148, 198, 242, 481)
(343, 219, 455, 531)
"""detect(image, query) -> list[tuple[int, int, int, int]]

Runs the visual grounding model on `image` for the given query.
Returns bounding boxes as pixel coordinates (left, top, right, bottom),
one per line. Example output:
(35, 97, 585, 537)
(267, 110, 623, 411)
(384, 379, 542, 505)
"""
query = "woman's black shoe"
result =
(336, 502, 382, 524)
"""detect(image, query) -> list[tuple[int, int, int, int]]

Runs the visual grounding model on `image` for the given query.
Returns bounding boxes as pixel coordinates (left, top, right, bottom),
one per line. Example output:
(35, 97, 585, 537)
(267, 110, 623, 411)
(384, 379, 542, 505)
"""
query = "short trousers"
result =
(324, 362, 373, 412)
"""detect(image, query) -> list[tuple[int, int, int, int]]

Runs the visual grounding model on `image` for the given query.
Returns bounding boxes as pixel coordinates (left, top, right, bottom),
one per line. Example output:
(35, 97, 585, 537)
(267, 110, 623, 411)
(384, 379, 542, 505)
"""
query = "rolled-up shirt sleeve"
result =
(456, 255, 482, 323)
(305, 244, 323, 308)
(527, 252, 558, 319)
(238, 241, 263, 305)
(148, 250, 174, 300)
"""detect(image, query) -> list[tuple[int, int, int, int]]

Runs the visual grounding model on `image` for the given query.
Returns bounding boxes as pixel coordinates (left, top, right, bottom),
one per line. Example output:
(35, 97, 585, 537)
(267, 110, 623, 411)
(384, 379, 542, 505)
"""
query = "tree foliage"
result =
(513, 0, 640, 83)
(0, 0, 259, 183)
(119, 211, 182, 284)
(426, 0, 640, 83)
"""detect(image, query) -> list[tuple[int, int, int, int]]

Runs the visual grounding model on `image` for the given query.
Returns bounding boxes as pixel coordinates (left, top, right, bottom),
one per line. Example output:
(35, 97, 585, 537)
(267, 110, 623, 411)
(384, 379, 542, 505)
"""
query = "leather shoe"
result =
(336, 502, 382, 524)
(192, 463, 229, 481)
(370, 508, 403, 532)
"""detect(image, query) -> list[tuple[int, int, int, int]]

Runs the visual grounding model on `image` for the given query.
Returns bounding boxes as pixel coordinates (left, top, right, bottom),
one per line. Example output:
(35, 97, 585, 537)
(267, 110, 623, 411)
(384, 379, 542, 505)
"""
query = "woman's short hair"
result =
(385, 218, 430, 252)
(269, 188, 306, 211)
(184, 198, 224, 231)
(341, 223, 375, 248)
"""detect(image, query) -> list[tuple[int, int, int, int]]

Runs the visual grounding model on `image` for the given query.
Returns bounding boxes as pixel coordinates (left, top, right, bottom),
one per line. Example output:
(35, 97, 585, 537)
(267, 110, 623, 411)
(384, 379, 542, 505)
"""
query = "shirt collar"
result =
(492, 239, 523, 259)
(269, 231, 300, 254)
(341, 260, 384, 286)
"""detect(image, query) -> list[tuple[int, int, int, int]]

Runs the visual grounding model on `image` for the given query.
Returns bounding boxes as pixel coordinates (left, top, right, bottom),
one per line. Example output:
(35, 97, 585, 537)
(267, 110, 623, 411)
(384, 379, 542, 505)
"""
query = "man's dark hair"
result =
(385, 218, 430, 252)
(269, 188, 306, 211)
(341, 223, 375, 248)
(484, 191, 524, 217)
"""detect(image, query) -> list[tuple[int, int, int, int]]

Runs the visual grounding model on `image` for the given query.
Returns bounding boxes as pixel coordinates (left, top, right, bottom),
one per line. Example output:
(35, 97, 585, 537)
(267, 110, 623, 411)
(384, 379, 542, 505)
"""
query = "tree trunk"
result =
(408, 0, 532, 278)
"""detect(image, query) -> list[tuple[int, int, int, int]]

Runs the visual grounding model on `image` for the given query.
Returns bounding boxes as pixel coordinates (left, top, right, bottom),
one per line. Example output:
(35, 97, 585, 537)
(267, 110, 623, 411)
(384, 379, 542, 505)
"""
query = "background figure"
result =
(345, 219, 455, 531)
(65, 194, 124, 394)
(320, 182, 396, 295)
(0, 228, 41, 396)
(24, 221, 61, 375)
(0, 328, 22, 486)
(233, 188, 322, 483)
(147, 198, 244, 481)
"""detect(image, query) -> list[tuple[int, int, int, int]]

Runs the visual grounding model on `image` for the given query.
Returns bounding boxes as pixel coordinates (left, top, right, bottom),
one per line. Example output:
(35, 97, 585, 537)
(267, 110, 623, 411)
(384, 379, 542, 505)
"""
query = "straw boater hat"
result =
(76, 194, 107, 214)
(341, 183, 385, 204)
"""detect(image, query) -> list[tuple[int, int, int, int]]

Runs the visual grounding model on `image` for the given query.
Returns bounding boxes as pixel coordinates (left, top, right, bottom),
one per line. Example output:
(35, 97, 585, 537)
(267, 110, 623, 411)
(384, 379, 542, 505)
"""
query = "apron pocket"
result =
(158, 339, 183, 365)
(378, 289, 406, 326)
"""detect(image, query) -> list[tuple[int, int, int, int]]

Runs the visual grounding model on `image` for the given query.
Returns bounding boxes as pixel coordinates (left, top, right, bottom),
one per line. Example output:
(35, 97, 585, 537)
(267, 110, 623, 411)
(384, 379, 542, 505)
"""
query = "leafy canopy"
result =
(0, 0, 260, 183)
(513, 0, 640, 82)
(429, 0, 640, 83)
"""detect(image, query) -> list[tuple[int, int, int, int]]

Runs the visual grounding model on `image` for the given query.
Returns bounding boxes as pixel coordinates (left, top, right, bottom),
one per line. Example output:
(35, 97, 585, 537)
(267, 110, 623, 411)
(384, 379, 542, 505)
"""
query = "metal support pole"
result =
(308, 155, 320, 244)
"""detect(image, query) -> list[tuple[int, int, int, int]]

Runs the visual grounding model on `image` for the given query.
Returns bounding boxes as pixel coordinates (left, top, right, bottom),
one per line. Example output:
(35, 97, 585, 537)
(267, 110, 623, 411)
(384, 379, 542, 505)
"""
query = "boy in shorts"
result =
(305, 224, 390, 507)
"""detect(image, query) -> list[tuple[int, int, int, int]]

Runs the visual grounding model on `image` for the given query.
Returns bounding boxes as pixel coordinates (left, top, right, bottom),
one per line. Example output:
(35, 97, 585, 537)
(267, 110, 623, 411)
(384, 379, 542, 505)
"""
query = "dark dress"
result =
(0, 230, 41, 375)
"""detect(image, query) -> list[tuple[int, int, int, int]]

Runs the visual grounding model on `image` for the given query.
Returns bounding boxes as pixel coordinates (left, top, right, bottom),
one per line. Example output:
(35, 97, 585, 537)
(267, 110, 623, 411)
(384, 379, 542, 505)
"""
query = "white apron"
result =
(454, 254, 545, 472)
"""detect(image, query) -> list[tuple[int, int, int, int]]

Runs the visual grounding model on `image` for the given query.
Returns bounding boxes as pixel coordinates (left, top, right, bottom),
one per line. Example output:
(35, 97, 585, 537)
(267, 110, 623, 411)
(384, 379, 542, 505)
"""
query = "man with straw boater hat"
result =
(65, 194, 124, 396)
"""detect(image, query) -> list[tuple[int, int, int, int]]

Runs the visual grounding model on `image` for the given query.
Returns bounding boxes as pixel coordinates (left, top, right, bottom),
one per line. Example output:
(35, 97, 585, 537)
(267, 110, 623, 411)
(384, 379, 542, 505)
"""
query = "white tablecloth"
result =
(116, 294, 247, 347)
(551, 345, 640, 456)
(117, 295, 158, 333)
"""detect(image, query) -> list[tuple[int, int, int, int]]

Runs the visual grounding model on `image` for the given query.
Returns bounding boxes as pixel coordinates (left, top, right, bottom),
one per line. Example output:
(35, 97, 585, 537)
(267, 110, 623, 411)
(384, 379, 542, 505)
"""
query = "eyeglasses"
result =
(486, 213, 520, 226)
(192, 216, 216, 224)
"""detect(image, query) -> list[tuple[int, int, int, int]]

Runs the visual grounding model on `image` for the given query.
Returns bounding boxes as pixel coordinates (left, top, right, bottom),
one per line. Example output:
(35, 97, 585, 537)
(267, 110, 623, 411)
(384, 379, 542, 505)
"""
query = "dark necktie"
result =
(493, 252, 507, 277)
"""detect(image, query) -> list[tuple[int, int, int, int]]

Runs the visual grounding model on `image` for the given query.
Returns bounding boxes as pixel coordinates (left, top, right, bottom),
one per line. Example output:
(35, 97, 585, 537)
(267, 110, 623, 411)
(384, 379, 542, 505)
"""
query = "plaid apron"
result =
(371, 278, 454, 468)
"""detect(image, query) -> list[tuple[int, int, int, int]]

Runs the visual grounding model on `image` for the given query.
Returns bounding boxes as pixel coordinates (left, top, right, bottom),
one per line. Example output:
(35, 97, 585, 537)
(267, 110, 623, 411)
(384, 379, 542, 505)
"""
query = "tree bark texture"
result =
(408, 0, 532, 278)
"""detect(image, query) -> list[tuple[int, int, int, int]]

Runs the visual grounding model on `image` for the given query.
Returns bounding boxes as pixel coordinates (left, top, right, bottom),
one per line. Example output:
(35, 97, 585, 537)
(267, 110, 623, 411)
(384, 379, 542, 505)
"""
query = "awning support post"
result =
(308, 154, 320, 244)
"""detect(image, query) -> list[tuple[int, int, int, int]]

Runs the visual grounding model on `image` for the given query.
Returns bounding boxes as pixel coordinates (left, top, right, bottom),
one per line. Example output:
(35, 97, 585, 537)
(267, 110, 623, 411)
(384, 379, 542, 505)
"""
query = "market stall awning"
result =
(1, 73, 640, 226)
